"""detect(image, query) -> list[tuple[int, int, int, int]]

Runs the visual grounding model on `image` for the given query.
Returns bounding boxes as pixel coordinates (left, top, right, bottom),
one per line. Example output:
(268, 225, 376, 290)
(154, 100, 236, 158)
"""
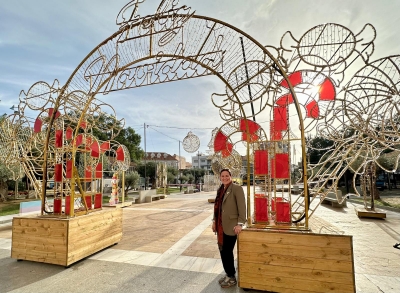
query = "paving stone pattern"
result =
(0, 190, 399, 293)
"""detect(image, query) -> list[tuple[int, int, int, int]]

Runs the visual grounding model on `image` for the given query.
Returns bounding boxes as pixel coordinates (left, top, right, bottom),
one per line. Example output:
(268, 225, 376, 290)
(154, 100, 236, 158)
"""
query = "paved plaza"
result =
(0, 190, 399, 293)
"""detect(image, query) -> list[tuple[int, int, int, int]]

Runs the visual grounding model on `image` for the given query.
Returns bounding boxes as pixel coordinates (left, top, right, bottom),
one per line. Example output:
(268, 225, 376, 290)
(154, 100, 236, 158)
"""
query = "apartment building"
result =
(144, 152, 179, 169)
(191, 153, 212, 170)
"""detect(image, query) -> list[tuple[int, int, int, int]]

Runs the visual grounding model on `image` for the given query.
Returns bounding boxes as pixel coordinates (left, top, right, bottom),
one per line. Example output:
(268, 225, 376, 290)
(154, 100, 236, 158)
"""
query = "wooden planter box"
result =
(11, 208, 122, 267)
(238, 229, 355, 293)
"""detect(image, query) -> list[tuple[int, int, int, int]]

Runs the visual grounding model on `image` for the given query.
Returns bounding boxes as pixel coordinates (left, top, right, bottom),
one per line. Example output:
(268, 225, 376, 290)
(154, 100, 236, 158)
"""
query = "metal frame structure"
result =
(0, 79, 132, 216)
(1, 0, 399, 229)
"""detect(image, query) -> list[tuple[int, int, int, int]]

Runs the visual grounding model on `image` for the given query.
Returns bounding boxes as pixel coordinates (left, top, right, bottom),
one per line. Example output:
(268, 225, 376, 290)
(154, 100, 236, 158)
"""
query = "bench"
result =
(138, 189, 155, 203)
(145, 194, 165, 202)
(322, 191, 347, 208)
(129, 195, 140, 204)
(137, 189, 166, 203)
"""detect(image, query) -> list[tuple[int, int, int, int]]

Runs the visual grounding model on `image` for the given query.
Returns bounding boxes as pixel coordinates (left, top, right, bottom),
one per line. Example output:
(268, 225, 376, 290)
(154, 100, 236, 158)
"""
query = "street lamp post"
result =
(144, 123, 147, 190)
(178, 140, 182, 191)
(196, 151, 201, 190)
(10, 105, 21, 200)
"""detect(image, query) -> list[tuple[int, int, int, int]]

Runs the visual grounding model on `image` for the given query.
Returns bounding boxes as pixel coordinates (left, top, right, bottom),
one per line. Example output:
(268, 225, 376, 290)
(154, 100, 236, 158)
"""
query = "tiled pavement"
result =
(0, 190, 399, 293)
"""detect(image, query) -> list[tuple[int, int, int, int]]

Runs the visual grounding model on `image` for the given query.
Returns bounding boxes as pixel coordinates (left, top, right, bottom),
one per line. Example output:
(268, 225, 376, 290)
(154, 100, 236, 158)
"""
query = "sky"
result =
(1, 0, 400, 163)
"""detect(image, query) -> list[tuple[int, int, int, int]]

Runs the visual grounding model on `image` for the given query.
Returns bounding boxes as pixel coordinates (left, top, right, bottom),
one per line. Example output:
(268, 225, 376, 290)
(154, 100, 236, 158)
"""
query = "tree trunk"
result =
(0, 181, 8, 202)
(374, 186, 381, 200)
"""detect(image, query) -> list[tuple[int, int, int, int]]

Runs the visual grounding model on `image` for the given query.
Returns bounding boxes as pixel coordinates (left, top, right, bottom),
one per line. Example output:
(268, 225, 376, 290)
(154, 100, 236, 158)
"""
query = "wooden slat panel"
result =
(239, 241, 352, 262)
(239, 281, 311, 293)
(67, 212, 122, 243)
(12, 240, 67, 253)
(11, 255, 66, 266)
(239, 251, 354, 273)
(240, 230, 352, 249)
(69, 218, 121, 234)
(11, 234, 67, 245)
(68, 209, 121, 228)
(238, 229, 355, 293)
(13, 217, 68, 228)
(66, 209, 122, 265)
(12, 217, 69, 265)
(68, 226, 122, 246)
(240, 273, 354, 293)
(11, 246, 67, 259)
(11, 209, 123, 267)
(11, 247, 67, 265)
(12, 226, 67, 238)
(67, 233, 122, 265)
(240, 261, 354, 284)
(68, 217, 121, 235)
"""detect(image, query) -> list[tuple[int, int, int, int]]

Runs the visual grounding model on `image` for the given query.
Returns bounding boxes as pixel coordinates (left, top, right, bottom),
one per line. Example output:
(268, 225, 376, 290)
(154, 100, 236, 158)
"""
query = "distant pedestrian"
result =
(212, 169, 246, 288)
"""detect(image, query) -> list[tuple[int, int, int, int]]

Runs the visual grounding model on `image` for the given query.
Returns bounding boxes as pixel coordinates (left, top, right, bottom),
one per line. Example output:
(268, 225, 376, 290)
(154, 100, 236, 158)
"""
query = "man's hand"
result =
(233, 225, 243, 235)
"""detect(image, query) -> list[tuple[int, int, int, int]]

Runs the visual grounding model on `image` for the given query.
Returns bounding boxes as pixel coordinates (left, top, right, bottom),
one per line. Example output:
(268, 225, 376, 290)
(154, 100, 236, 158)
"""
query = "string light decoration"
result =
(0, 79, 130, 215)
(0, 0, 398, 228)
(182, 131, 200, 153)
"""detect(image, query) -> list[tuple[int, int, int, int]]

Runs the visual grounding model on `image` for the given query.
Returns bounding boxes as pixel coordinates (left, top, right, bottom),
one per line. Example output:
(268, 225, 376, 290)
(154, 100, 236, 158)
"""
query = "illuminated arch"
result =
(37, 1, 308, 220)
